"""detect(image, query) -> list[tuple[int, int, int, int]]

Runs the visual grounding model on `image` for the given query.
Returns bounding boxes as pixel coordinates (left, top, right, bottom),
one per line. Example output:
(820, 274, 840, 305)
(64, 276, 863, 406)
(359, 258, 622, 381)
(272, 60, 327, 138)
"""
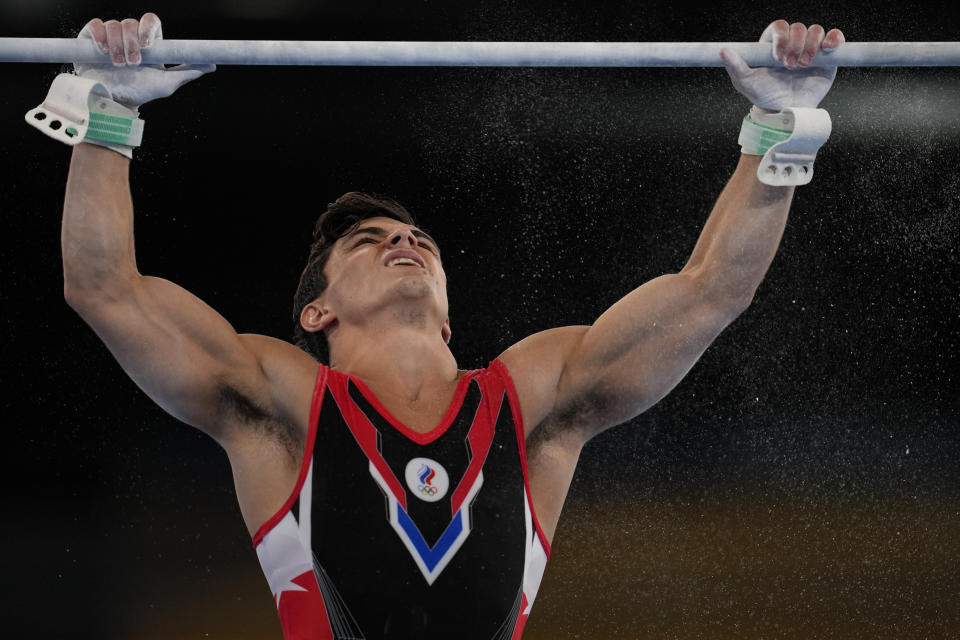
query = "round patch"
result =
(404, 457, 450, 503)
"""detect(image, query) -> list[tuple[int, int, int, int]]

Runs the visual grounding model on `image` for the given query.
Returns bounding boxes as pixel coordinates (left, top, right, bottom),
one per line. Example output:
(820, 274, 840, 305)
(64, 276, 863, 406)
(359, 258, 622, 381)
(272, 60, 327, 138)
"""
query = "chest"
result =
(309, 376, 529, 580)
(251, 364, 552, 638)
(379, 398, 452, 434)
(352, 376, 466, 436)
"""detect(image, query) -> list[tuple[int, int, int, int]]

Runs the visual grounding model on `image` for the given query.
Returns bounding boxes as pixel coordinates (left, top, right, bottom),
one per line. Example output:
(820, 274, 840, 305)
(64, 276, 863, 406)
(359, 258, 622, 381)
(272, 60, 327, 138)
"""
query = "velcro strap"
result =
(86, 99, 144, 147)
(25, 73, 143, 149)
(738, 109, 793, 156)
(739, 107, 831, 186)
(758, 108, 831, 186)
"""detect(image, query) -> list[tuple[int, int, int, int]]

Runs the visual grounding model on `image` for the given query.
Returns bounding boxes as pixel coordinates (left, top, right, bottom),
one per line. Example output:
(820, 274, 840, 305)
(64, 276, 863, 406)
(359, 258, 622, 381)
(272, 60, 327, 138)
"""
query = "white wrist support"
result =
(738, 106, 831, 186)
(25, 73, 143, 159)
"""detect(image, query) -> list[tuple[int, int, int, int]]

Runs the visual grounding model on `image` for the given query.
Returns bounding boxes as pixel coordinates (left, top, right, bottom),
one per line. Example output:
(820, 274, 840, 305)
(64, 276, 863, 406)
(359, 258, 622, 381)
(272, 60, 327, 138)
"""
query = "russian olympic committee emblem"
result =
(404, 457, 450, 503)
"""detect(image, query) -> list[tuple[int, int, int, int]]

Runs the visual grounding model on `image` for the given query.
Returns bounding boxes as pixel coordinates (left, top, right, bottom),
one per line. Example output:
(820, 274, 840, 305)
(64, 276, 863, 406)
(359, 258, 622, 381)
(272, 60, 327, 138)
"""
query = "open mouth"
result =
(383, 250, 426, 268)
(386, 257, 422, 267)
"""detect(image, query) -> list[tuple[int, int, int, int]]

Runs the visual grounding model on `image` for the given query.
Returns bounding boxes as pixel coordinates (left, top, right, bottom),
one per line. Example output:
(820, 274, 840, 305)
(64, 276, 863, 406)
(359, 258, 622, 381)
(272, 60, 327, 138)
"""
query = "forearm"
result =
(62, 143, 138, 301)
(681, 153, 796, 303)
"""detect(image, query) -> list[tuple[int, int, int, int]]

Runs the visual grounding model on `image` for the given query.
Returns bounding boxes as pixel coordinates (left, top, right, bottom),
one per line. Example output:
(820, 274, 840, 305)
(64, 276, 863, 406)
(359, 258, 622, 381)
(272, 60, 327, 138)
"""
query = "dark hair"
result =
(292, 191, 417, 363)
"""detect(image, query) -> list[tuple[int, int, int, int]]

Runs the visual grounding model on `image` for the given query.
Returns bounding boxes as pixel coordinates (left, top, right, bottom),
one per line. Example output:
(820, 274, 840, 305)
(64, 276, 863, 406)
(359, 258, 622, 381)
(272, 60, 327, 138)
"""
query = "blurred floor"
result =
(525, 495, 959, 639)
(54, 495, 955, 639)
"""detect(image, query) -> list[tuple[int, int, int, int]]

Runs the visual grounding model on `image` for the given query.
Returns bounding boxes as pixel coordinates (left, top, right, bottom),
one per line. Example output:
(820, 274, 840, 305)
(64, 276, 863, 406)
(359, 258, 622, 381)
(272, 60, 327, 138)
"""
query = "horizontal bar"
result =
(1, 39, 958, 67)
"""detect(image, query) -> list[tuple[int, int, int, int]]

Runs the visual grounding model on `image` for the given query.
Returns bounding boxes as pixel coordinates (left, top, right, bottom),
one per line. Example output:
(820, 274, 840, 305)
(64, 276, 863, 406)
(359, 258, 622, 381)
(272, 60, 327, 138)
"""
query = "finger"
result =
(104, 20, 125, 66)
(800, 24, 825, 65)
(78, 19, 109, 56)
(761, 20, 790, 57)
(139, 12, 162, 47)
(785, 22, 807, 68)
(822, 28, 845, 51)
(121, 18, 141, 64)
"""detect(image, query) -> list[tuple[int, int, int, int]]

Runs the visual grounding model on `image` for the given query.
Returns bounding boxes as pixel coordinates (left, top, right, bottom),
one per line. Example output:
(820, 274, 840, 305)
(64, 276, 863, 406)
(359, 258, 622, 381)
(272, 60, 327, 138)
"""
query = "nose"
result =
(387, 228, 418, 248)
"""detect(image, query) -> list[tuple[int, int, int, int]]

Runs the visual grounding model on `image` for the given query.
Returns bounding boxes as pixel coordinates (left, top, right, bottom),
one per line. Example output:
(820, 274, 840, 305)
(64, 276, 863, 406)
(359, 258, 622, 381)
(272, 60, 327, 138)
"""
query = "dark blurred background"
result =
(2, 0, 958, 638)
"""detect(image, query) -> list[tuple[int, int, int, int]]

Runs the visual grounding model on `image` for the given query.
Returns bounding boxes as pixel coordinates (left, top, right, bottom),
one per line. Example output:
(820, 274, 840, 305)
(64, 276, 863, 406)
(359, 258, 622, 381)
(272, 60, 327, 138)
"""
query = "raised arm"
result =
(59, 15, 315, 446)
(501, 21, 845, 442)
(65, 145, 264, 441)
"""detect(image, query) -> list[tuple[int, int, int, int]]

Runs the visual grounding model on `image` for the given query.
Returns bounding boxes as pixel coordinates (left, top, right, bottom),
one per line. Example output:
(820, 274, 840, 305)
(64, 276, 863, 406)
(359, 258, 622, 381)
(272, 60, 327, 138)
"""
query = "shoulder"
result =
(239, 333, 320, 372)
(224, 334, 321, 442)
(237, 333, 321, 398)
(495, 325, 589, 438)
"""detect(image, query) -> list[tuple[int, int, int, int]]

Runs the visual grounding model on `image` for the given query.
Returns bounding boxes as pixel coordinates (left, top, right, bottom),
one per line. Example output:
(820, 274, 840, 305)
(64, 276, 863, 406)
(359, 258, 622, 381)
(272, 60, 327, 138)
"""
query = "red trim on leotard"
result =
(278, 570, 335, 640)
(347, 370, 477, 445)
(449, 390, 498, 515)
(489, 358, 552, 558)
(251, 364, 328, 548)
(326, 371, 408, 509)
(510, 592, 530, 640)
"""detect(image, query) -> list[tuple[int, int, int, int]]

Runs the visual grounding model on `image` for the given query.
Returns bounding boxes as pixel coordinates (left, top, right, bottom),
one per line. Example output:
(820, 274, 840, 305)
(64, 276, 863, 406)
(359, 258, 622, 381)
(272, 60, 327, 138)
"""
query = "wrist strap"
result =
(25, 73, 143, 159)
(738, 106, 794, 156)
(739, 106, 831, 186)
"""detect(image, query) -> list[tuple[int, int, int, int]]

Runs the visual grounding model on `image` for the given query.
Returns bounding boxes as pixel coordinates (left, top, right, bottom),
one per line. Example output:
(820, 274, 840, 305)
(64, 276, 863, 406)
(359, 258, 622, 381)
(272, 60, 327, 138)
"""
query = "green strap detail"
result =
(739, 115, 791, 156)
(86, 129, 134, 144)
(89, 111, 134, 126)
(85, 109, 144, 147)
(746, 119, 792, 135)
(89, 121, 133, 135)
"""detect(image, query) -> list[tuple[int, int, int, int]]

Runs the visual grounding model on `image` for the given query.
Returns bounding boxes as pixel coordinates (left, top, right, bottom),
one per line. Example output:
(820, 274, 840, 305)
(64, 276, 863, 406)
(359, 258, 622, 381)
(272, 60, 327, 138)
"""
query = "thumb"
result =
(719, 47, 751, 80)
(164, 63, 217, 89)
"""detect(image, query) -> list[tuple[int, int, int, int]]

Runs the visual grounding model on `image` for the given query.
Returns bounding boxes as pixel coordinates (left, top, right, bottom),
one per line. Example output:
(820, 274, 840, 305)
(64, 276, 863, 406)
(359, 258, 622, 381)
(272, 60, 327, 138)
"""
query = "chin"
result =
(392, 279, 435, 298)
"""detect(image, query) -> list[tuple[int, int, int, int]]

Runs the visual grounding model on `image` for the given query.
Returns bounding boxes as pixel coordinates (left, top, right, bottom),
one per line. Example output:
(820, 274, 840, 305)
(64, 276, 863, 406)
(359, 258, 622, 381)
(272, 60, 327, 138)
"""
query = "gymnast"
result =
(47, 12, 844, 639)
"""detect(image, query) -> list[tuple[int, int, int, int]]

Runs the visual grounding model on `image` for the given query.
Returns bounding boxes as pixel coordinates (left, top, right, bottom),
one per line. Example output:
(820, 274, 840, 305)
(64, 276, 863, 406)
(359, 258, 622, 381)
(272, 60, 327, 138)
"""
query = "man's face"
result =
(317, 216, 449, 338)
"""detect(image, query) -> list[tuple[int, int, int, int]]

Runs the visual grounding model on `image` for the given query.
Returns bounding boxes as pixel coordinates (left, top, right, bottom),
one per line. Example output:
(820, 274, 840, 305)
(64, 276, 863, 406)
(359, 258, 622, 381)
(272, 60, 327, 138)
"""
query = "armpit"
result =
(218, 384, 303, 461)
(543, 383, 630, 443)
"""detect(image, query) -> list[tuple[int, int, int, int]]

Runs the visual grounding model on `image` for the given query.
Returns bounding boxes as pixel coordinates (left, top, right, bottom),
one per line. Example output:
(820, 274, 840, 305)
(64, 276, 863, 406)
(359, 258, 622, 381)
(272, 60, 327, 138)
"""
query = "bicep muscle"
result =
(70, 275, 268, 439)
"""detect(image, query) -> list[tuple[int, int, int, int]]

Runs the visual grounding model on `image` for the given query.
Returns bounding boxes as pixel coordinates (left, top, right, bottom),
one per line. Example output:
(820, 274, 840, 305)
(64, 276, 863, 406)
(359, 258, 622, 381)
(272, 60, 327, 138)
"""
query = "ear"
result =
(441, 316, 451, 345)
(300, 299, 337, 334)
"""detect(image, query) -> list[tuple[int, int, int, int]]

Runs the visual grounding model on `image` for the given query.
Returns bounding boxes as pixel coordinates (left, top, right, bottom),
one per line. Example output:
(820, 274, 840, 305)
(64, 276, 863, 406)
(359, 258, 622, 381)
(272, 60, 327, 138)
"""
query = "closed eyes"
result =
(417, 240, 439, 254)
(350, 236, 438, 254)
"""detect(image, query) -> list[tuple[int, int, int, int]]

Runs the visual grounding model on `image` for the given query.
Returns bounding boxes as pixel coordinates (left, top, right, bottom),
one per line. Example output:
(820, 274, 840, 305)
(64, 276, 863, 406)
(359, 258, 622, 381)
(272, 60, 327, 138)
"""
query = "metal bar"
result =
(1, 39, 958, 67)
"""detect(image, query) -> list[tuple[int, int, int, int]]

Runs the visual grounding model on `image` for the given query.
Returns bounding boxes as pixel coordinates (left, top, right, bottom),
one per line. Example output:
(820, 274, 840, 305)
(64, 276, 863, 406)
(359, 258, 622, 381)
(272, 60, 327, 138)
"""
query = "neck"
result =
(327, 322, 459, 403)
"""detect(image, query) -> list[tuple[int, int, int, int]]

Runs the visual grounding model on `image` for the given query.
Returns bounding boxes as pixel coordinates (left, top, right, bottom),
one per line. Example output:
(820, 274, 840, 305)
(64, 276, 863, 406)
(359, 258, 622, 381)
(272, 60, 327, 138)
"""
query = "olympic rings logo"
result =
(406, 458, 448, 502)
